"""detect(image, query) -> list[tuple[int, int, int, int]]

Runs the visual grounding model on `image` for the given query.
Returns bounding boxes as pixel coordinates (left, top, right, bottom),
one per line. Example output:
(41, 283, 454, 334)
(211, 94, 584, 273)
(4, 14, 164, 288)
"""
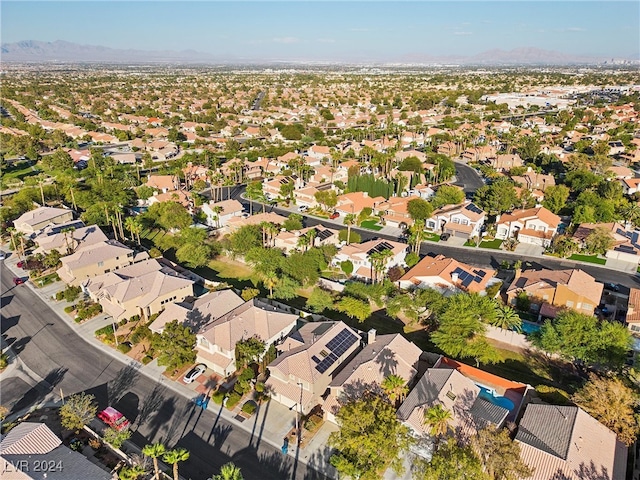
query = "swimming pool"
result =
(513, 320, 541, 336)
(477, 385, 515, 411)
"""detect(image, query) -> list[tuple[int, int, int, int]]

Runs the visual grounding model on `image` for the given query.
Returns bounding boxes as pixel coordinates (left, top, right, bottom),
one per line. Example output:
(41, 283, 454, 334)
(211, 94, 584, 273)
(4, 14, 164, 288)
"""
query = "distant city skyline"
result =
(2, 1, 638, 62)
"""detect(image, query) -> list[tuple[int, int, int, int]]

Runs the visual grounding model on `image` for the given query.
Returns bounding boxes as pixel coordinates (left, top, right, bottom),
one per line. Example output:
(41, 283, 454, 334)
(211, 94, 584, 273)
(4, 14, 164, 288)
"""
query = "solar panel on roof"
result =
(462, 276, 473, 288)
(465, 203, 483, 214)
(476, 270, 486, 278)
(316, 328, 359, 374)
(474, 276, 482, 283)
(452, 267, 464, 276)
(311, 355, 321, 364)
(317, 229, 332, 241)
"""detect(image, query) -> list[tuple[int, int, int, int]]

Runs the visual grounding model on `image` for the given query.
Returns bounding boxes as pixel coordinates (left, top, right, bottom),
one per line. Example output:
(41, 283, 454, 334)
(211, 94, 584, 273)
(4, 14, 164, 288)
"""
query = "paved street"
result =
(452, 160, 485, 197)
(0, 263, 329, 480)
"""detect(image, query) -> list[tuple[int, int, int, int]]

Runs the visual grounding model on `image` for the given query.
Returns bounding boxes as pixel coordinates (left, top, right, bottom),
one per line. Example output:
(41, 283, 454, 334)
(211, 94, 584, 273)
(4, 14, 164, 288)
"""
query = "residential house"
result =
(145, 175, 179, 193)
(57, 240, 149, 286)
(620, 177, 640, 195)
(307, 144, 331, 162)
(293, 185, 321, 209)
(608, 165, 634, 180)
(506, 268, 603, 318)
(13, 206, 74, 236)
(608, 141, 626, 156)
(263, 175, 299, 200)
(201, 199, 244, 228)
(437, 141, 459, 157)
(0, 422, 114, 480)
(86, 259, 194, 322)
(574, 224, 640, 269)
(398, 254, 497, 295)
(375, 196, 414, 229)
(149, 289, 245, 334)
(196, 298, 298, 377)
(495, 207, 561, 247)
(626, 288, 640, 333)
(427, 201, 486, 240)
(397, 366, 511, 446)
(147, 190, 193, 212)
(511, 169, 556, 191)
(334, 191, 386, 217)
(487, 153, 524, 172)
(33, 224, 108, 256)
(273, 225, 340, 254)
(515, 404, 627, 480)
(266, 321, 362, 415)
(225, 212, 287, 233)
(411, 184, 436, 200)
(332, 239, 407, 282)
(461, 145, 496, 163)
(323, 331, 423, 423)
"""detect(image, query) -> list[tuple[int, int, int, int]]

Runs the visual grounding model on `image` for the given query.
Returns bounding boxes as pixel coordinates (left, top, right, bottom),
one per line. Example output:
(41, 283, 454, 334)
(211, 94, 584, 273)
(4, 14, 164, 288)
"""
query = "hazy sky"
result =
(1, 1, 638, 61)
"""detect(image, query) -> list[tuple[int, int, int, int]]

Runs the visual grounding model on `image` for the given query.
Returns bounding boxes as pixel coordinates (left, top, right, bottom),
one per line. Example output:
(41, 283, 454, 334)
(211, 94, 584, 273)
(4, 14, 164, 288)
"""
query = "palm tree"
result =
(343, 214, 356, 246)
(262, 271, 278, 298)
(297, 233, 310, 252)
(163, 448, 189, 480)
(211, 462, 244, 480)
(381, 374, 408, 406)
(424, 404, 452, 449)
(307, 228, 317, 249)
(368, 248, 393, 284)
(491, 304, 522, 332)
(142, 442, 165, 480)
(118, 464, 147, 480)
(61, 226, 77, 254)
(124, 216, 140, 244)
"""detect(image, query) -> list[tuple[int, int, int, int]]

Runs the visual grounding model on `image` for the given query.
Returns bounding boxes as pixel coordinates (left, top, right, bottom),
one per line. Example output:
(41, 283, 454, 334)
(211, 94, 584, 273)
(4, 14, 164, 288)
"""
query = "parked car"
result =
(298, 205, 309, 212)
(440, 233, 451, 241)
(97, 407, 130, 431)
(183, 363, 207, 384)
(13, 277, 24, 285)
(604, 282, 620, 292)
(329, 212, 340, 219)
(0, 251, 5, 260)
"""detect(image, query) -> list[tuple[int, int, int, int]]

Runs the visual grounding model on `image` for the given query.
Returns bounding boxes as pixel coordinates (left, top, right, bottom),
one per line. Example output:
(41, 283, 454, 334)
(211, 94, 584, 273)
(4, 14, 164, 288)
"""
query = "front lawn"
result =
(360, 220, 383, 231)
(567, 254, 606, 265)
(479, 239, 503, 249)
(422, 232, 441, 242)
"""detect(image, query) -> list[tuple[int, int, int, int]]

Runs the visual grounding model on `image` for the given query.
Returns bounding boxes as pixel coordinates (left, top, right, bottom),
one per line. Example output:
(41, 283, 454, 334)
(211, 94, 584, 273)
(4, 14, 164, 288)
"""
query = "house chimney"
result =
(451, 272, 459, 283)
(367, 329, 376, 345)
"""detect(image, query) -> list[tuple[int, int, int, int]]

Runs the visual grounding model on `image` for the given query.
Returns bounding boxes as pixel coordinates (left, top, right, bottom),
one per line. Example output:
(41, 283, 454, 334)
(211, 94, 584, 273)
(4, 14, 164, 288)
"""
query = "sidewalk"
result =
(1, 249, 337, 479)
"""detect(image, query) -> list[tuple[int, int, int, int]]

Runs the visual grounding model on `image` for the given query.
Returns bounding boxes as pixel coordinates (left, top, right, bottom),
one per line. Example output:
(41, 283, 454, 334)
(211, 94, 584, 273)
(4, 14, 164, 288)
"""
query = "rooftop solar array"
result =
(313, 328, 359, 374)
(465, 203, 484, 215)
(452, 266, 487, 288)
(367, 241, 395, 256)
(316, 228, 333, 241)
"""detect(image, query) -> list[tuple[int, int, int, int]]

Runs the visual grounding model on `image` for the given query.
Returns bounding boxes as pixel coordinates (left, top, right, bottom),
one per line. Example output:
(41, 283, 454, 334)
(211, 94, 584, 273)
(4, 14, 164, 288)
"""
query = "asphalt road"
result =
(0, 265, 327, 480)
(452, 160, 485, 198)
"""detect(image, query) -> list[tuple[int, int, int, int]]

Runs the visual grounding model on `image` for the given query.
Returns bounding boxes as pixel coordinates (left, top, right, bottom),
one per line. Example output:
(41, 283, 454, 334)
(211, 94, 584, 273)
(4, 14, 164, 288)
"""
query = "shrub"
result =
(0, 353, 8, 370)
(211, 390, 226, 405)
(117, 343, 132, 354)
(95, 325, 114, 337)
(118, 318, 129, 327)
(304, 414, 323, 432)
(141, 355, 153, 365)
(149, 247, 162, 258)
(241, 401, 257, 415)
(254, 382, 265, 393)
(238, 368, 255, 382)
(515, 291, 531, 312)
(226, 392, 241, 409)
(63, 285, 81, 302)
(405, 252, 420, 268)
(340, 259, 354, 275)
(64, 305, 75, 313)
(88, 438, 102, 450)
(103, 427, 131, 449)
(485, 281, 503, 299)
(55, 291, 64, 301)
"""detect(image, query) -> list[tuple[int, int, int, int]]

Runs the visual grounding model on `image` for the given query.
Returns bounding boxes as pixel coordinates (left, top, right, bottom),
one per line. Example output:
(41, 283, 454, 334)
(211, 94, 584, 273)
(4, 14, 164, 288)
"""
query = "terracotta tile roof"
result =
(627, 288, 640, 324)
(498, 207, 561, 229)
(399, 254, 495, 293)
(507, 268, 603, 306)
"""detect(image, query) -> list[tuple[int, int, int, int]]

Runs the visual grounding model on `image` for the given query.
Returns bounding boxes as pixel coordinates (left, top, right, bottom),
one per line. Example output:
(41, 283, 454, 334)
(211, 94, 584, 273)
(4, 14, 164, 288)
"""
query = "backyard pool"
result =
(519, 321, 541, 335)
(477, 385, 515, 411)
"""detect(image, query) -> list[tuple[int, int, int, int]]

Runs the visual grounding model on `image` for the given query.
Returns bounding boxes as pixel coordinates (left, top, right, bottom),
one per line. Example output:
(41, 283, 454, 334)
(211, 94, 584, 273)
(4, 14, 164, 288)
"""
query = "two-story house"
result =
(323, 331, 422, 423)
(13, 206, 74, 236)
(332, 239, 407, 282)
(195, 298, 298, 377)
(495, 207, 561, 247)
(57, 240, 149, 286)
(266, 321, 362, 415)
(33, 223, 108, 256)
(506, 268, 603, 318)
(375, 196, 414, 229)
(201, 199, 245, 228)
(427, 201, 486, 240)
(334, 191, 386, 217)
(86, 259, 194, 322)
(145, 174, 179, 193)
(273, 225, 340, 254)
(510, 169, 556, 191)
(398, 254, 497, 295)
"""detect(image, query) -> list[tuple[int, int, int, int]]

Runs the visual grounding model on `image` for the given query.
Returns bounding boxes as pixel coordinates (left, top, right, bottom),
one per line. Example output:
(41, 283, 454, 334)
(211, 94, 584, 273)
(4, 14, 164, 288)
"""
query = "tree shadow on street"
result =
(10, 367, 67, 415)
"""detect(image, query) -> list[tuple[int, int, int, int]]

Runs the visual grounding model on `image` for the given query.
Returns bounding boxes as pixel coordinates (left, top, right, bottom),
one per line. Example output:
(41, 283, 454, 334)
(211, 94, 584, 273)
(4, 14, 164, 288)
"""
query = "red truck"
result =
(97, 407, 130, 431)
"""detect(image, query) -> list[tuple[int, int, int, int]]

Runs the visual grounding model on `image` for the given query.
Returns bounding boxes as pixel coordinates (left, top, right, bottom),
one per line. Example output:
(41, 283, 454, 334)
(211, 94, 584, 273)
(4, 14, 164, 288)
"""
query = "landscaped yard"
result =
(0, 161, 39, 185)
(422, 232, 440, 242)
(479, 239, 503, 249)
(360, 220, 383, 231)
(567, 253, 606, 265)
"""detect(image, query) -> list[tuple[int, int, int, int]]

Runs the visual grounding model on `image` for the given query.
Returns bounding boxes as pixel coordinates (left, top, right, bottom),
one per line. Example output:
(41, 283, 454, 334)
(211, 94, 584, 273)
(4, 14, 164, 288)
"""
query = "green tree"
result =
(272, 275, 301, 300)
(211, 462, 244, 480)
(340, 259, 354, 275)
(413, 438, 489, 480)
(431, 293, 500, 366)
(152, 320, 197, 371)
(405, 252, 420, 267)
(584, 226, 614, 255)
(119, 465, 147, 480)
(235, 336, 266, 368)
(306, 288, 334, 313)
(176, 242, 212, 268)
(398, 156, 423, 173)
(279, 178, 295, 202)
(542, 185, 570, 214)
(432, 185, 465, 209)
(163, 448, 190, 480)
(245, 180, 265, 215)
(517, 136, 540, 161)
(473, 178, 518, 215)
(329, 393, 413, 480)
(572, 373, 639, 446)
(343, 213, 357, 245)
(407, 198, 434, 222)
(490, 304, 522, 332)
(424, 404, 452, 448)
(142, 442, 166, 480)
(60, 393, 98, 431)
(103, 427, 131, 449)
(282, 213, 303, 231)
(381, 374, 409, 406)
(229, 225, 262, 255)
(472, 427, 533, 480)
(532, 310, 632, 369)
(241, 287, 260, 301)
(335, 296, 372, 322)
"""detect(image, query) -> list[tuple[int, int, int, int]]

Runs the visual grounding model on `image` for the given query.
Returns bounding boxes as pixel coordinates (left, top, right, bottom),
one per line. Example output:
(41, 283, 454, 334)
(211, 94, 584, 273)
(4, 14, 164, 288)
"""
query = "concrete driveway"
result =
(514, 243, 544, 256)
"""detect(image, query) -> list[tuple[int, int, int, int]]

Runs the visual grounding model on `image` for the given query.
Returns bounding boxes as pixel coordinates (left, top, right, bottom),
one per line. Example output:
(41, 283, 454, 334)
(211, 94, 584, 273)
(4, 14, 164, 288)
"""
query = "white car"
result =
(183, 364, 207, 384)
(0, 251, 5, 261)
(298, 205, 309, 212)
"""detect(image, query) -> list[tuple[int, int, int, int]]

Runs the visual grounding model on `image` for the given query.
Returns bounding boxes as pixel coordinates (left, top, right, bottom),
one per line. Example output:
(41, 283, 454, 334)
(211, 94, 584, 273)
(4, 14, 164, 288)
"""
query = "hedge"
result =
(211, 391, 226, 405)
(226, 392, 241, 410)
(141, 355, 153, 365)
(117, 343, 132, 354)
(241, 401, 257, 415)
